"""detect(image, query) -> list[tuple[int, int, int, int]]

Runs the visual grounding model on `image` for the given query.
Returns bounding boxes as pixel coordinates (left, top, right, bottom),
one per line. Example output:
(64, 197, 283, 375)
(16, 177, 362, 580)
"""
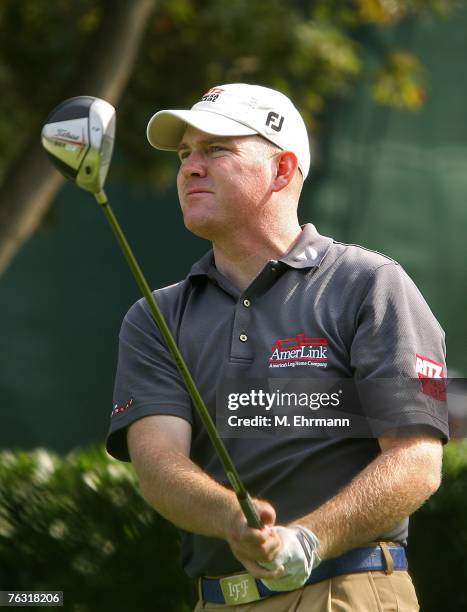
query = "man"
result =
(106, 84, 448, 610)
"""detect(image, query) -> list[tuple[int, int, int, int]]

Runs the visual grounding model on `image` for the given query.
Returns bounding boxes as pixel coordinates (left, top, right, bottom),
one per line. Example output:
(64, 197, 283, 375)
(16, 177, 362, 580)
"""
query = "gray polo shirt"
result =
(106, 223, 448, 578)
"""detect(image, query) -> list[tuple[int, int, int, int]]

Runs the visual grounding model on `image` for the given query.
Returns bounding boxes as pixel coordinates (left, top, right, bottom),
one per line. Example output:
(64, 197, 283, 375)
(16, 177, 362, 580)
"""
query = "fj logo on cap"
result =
(266, 111, 284, 132)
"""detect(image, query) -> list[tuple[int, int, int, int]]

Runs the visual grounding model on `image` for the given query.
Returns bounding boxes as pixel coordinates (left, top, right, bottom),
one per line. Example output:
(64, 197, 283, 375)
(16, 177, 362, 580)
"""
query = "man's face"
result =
(176, 126, 277, 240)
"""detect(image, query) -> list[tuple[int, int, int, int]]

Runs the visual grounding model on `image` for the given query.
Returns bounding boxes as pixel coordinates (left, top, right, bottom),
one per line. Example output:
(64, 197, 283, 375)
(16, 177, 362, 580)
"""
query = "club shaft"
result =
(95, 190, 262, 529)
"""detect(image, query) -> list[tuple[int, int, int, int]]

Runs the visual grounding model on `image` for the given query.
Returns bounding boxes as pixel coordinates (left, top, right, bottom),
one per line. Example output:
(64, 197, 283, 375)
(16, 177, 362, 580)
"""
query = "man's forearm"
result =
(297, 438, 442, 559)
(136, 448, 237, 539)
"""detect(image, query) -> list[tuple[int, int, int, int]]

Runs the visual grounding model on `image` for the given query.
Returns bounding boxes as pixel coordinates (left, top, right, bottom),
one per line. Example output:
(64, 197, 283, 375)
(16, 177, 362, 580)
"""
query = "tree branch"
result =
(0, 0, 155, 276)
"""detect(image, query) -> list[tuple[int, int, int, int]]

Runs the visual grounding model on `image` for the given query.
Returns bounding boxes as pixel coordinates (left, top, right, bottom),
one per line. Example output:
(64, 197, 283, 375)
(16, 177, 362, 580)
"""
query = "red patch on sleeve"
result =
(111, 397, 134, 418)
(415, 355, 446, 401)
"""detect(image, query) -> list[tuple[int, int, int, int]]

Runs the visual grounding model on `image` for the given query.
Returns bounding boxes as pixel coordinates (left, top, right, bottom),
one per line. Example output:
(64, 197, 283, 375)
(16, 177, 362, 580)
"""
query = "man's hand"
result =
(260, 525, 321, 591)
(224, 499, 285, 579)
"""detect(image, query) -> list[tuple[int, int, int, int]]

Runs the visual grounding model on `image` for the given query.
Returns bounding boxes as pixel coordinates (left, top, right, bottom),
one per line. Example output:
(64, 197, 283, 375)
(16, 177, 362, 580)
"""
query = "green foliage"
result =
(409, 440, 467, 611)
(314, 0, 456, 25)
(372, 51, 425, 109)
(0, 0, 460, 186)
(0, 447, 195, 612)
(0, 0, 101, 181)
(1, 443, 466, 610)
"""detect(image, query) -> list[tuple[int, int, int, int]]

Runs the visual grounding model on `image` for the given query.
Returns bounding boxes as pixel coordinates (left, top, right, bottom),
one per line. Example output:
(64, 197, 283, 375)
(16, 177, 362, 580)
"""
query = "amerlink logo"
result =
(269, 333, 328, 369)
(200, 87, 225, 103)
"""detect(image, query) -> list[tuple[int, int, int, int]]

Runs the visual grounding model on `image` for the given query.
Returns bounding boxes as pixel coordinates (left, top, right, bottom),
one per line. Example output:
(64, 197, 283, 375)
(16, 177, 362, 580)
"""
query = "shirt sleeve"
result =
(106, 298, 192, 462)
(350, 262, 449, 439)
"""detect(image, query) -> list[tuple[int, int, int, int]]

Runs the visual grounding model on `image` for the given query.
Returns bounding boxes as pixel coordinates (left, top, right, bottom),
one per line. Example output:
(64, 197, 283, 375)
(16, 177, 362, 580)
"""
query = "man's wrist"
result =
(211, 490, 244, 540)
(291, 524, 321, 566)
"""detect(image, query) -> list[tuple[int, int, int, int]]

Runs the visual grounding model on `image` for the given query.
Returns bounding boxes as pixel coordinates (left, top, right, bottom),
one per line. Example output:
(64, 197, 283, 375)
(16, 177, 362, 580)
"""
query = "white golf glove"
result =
(260, 525, 321, 592)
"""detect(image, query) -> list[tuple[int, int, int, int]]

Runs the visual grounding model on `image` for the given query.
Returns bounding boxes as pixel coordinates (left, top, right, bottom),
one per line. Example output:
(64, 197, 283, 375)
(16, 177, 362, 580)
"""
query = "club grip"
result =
(238, 492, 264, 529)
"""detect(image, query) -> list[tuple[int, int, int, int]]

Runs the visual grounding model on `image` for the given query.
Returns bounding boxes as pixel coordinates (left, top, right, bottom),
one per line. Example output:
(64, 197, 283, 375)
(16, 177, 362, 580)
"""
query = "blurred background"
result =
(0, 1, 466, 610)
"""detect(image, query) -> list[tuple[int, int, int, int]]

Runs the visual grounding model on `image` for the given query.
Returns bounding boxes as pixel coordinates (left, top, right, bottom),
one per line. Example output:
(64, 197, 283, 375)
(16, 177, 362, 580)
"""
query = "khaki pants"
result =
(194, 571, 419, 611)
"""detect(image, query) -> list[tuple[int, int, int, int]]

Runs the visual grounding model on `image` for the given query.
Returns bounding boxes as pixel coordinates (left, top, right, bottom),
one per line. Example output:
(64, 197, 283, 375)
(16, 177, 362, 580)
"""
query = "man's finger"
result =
(256, 529, 283, 561)
(241, 559, 285, 579)
(257, 503, 276, 527)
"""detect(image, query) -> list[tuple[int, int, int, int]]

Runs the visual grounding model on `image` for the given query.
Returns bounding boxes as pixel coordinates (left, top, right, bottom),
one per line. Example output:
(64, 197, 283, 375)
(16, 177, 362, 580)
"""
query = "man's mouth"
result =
(186, 188, 213, 196)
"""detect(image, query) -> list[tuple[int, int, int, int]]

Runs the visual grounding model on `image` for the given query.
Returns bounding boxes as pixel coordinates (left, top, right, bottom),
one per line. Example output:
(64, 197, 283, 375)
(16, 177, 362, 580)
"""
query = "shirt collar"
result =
(278, 224, 333, 269)
(188, 250, 216, 280)
(187, 223, 333, 281)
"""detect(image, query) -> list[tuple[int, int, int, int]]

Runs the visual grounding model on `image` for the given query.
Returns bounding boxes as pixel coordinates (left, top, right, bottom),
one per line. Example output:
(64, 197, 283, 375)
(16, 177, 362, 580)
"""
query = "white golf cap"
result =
(146, 83, 311, 179)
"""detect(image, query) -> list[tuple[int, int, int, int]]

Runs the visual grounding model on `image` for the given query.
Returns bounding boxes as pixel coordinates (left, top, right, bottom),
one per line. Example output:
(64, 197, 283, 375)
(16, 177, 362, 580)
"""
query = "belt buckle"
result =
(219, 573, 260, 605)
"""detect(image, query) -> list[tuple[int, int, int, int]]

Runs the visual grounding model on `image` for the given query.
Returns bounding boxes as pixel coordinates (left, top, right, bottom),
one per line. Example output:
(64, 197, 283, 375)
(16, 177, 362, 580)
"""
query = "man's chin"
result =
(183, 216, 220, 241)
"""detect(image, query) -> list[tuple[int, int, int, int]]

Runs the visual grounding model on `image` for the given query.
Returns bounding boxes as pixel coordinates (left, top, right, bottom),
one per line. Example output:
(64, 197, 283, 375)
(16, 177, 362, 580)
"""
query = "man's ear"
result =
(272, 151, 299, 192)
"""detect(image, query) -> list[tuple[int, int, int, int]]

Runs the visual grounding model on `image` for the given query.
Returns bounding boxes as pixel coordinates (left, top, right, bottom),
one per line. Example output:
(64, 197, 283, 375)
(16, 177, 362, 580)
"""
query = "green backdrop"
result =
(0, 8, 466, 451)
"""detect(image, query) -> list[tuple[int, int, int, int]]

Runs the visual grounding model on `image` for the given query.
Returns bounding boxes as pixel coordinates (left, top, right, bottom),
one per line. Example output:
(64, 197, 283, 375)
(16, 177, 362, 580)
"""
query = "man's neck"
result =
(212, 224, 302, 292)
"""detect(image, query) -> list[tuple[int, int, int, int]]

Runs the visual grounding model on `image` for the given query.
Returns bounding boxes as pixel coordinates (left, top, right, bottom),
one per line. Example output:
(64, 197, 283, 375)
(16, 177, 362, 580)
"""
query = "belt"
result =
(200, 543, 408, 605)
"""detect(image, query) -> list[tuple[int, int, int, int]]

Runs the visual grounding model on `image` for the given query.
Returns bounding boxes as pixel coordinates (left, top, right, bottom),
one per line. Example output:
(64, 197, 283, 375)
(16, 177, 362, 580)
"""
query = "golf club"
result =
(41, 96, 263, 529)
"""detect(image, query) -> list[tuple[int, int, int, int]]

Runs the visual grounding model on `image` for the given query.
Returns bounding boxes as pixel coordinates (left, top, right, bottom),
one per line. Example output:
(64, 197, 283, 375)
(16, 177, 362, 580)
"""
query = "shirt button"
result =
(239, 333, 248, 342)
(243, 299, 251, 308)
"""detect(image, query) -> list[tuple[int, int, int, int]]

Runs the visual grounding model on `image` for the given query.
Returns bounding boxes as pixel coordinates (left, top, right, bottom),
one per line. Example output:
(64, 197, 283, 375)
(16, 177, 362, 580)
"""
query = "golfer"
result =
(106, 84, 448, 610)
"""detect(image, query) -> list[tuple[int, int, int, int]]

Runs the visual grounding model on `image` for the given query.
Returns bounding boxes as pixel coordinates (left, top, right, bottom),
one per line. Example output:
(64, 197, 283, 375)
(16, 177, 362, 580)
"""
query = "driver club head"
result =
(41, 96, 116, 195)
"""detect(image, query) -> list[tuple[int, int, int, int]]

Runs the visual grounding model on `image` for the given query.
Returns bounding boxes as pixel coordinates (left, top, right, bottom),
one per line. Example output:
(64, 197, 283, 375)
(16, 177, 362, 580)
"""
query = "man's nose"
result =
(180, 151, 207, 177)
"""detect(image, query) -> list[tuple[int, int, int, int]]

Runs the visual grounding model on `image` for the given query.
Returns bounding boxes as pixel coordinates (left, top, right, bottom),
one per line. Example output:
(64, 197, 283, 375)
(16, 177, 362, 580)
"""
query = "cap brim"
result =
(146, 110, 257, 150)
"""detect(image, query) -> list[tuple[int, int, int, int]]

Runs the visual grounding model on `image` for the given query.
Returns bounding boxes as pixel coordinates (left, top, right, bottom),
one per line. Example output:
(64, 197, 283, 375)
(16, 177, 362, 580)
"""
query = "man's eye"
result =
(178, 150, 190, 161)
(209, 145, 227, 155)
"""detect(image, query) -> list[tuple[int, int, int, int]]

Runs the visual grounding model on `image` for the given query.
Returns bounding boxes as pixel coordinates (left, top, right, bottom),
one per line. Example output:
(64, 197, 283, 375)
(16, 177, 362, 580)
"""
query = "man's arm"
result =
(296, 434, 442, 560)
(127, 414, 283, 577)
